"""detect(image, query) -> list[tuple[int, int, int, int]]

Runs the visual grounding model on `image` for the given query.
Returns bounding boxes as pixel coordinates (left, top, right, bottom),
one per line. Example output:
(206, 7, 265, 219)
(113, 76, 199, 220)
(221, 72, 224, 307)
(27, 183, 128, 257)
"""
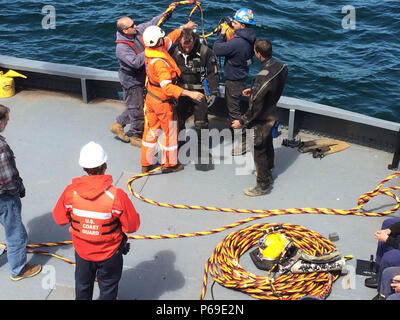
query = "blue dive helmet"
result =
(233, 8, 255, 25)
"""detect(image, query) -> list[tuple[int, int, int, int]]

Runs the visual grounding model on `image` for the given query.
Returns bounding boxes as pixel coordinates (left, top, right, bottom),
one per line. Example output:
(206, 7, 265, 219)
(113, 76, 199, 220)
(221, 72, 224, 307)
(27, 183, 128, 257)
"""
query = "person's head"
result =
(142, 25, 165, 48)
(254, 39, 272, 61)
(0, 104, 10, 133)
(179, 28, 198, 54)
(232, 8, 255, 30)
(117, 16, 137, 38)
(79, 141, 108, 176)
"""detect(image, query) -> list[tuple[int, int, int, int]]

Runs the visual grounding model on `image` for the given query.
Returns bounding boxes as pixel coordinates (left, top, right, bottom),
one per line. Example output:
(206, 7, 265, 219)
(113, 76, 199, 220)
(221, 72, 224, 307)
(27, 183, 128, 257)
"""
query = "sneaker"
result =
(109, 122, 130, 143)
(365, 276, 378, 289)
(130, 135, 142, 148)
(243, 183, 271, 197)
(161, 164, 184, 174)
(10, 264, 42, 281)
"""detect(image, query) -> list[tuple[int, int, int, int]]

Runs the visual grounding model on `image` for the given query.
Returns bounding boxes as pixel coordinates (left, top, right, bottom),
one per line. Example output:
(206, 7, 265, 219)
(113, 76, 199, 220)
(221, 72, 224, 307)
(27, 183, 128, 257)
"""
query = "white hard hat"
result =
(79, 141, 108, 168)
(143, 25, 165, 47)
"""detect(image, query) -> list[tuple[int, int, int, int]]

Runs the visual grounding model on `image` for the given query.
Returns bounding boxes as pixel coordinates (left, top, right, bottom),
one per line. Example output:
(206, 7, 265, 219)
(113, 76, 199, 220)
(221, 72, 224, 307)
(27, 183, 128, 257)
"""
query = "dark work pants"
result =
(375, 217, 400, 291)
(254, 132, 274, 185)
(225, 79, 246, 122)
(74, 248, 123, 300)
(176, 95, 208, 132)
(116, 86, 144, 137)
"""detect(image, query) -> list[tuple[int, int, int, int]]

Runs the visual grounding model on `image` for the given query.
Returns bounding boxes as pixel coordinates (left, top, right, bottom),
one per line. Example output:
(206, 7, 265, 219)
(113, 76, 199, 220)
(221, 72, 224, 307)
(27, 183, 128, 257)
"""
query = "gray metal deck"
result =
(0, 88, 398, 300)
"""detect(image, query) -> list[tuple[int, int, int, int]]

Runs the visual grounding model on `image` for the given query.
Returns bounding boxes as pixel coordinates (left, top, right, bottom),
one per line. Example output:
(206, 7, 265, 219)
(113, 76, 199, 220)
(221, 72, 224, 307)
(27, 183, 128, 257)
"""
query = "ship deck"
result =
(0, 88, 399, 301)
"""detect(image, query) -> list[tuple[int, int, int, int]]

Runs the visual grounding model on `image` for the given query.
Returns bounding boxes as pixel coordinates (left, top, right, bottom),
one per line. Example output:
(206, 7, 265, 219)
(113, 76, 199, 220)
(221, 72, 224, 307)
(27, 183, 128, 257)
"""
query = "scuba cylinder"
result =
(0, 70, 27, 98)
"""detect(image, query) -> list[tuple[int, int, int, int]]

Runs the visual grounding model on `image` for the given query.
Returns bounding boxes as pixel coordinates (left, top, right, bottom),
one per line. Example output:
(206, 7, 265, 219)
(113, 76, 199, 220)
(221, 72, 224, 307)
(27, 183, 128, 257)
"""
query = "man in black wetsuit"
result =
(232, 39, 288, 196)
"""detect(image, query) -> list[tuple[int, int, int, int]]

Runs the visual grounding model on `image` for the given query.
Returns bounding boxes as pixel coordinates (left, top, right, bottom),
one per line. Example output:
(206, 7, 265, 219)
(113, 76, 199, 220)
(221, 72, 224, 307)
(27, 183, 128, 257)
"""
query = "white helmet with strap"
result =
(79, 141, 107, 168)
(143, 25, 165, 47)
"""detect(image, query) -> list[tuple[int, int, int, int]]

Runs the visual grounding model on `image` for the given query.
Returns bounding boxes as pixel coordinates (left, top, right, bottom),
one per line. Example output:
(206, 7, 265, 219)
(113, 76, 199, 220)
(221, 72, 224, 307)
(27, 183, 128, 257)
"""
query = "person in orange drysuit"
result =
(141, 21, 205, 174)
(53, 141, 140, 300)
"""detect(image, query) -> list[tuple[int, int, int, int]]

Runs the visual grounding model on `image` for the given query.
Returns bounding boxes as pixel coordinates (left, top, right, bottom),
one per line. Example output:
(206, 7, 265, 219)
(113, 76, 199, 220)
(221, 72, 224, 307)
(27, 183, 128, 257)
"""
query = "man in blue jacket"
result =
(213, 8, 256, 155)
(110, 6, 176, 147)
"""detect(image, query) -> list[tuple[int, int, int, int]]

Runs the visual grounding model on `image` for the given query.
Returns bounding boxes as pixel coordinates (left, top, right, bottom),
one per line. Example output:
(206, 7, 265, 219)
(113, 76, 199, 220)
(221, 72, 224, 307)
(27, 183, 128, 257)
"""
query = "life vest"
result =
(144, 47, 182, 102)
(115, 35, 145, 55)
(69, 186, 121, 242)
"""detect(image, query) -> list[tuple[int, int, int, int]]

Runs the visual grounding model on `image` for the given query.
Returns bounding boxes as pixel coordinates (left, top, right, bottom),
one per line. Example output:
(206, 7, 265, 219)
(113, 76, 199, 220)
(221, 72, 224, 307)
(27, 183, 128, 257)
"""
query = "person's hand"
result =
(182, 21, 197, 29)
(374, 229, 390, 242)
(170, 2, 179, 7)
(242, 88, 251, 97)
(189, 90, 204, 102)
(231, 120, 242, 129)
(220, 25, 228, 35)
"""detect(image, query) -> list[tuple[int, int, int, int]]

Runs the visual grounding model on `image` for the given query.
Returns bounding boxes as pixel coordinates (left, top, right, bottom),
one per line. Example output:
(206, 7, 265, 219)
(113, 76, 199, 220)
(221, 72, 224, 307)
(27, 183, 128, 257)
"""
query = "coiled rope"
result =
(200, 222, 340, 300)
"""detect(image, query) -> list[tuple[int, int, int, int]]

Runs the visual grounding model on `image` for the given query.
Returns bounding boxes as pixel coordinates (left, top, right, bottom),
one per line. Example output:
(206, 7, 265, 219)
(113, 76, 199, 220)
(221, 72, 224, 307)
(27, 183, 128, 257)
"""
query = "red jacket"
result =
(53, 174, 140, 261)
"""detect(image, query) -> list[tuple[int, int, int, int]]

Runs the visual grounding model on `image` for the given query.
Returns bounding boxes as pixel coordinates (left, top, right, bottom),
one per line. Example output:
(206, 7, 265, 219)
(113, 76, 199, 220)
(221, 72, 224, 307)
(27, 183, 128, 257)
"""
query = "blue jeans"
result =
(376, 217, 400, 289)
(0, 194, 27, 276)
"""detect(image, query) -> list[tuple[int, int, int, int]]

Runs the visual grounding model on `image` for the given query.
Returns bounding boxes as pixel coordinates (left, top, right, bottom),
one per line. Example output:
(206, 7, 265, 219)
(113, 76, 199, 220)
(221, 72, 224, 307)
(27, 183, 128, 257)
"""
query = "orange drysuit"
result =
(141, 28, 183, 168)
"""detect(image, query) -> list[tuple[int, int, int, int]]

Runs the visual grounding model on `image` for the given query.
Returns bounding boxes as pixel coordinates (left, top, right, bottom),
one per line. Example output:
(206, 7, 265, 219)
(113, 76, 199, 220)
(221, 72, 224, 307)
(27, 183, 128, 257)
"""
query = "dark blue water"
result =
(0, 0, 399, 121)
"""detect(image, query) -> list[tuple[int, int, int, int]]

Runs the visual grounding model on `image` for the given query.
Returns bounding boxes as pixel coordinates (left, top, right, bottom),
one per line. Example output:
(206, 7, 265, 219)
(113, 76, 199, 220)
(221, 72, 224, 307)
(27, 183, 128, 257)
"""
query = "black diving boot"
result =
(243, 182, 272, 197)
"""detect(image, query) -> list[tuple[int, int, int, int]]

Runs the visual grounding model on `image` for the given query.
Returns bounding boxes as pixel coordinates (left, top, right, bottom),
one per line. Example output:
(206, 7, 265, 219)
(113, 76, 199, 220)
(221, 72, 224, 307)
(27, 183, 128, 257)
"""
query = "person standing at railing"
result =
(213, 8, 256, 156)
(140, 22, 204, 174)
(110, 4, 178, 147)
(232, 40, 288, 197)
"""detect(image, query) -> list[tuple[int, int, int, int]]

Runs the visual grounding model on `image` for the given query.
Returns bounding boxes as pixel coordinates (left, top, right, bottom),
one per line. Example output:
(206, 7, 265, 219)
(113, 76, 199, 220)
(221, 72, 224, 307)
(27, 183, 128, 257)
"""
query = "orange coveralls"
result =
(141, 29, 183, 168)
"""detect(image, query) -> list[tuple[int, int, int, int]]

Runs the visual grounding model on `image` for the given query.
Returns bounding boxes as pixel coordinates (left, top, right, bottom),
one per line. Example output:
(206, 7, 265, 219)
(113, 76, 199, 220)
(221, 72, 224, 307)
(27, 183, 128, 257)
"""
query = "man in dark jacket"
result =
(232, 39, 288, 196)
(110, 8, 175, 147)
(170, 28, 219, 170)
(213, 8, 256, 156)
